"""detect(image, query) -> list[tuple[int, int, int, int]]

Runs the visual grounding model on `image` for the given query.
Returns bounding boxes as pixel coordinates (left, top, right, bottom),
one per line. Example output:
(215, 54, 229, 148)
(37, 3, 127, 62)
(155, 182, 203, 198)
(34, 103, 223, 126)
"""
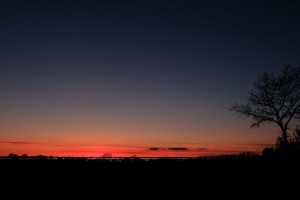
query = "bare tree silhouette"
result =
(227, 65, 300, 151)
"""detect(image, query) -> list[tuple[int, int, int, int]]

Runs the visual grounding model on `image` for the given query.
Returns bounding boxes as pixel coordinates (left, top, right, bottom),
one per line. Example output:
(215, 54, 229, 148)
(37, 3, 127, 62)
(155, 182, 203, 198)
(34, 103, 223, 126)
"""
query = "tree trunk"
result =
(282, 129, 289, 154)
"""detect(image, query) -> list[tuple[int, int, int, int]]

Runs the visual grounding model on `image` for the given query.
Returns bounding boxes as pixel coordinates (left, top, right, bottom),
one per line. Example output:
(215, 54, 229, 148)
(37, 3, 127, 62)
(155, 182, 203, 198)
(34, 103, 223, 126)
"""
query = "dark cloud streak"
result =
(148, 147, 209, 151)
(196, 148, 208, 151)
(1, 142, 48, 145)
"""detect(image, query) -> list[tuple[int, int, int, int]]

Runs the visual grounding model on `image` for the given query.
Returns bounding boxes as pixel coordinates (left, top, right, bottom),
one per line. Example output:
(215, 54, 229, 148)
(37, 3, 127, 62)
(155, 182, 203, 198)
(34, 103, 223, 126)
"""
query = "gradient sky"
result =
(1, 0, 300, 157)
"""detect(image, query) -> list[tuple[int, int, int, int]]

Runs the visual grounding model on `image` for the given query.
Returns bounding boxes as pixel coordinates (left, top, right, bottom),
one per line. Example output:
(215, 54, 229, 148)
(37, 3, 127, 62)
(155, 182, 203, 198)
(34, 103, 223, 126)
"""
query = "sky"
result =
(1, 0, 300, 157)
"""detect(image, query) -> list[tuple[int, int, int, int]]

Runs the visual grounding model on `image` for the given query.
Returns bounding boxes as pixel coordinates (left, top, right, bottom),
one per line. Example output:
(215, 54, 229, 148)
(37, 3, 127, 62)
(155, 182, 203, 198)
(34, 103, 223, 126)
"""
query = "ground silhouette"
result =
(1, 155, 299, 199)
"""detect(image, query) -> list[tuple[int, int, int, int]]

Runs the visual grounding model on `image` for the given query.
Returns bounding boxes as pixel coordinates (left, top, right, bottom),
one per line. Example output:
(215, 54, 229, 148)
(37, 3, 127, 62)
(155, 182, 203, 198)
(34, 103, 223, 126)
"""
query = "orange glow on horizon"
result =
(0, 141, 270, 157)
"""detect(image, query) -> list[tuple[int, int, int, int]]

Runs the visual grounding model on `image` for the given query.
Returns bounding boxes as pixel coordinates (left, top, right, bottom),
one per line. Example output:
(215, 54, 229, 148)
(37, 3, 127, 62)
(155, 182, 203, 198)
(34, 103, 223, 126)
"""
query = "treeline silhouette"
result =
(1, 151, 262, 162)
(4, 147, 300, 163)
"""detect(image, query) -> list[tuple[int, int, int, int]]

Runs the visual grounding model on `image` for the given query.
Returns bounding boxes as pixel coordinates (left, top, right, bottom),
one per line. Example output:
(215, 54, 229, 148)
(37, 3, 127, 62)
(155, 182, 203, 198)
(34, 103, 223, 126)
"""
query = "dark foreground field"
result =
(1, 157, 299, 199)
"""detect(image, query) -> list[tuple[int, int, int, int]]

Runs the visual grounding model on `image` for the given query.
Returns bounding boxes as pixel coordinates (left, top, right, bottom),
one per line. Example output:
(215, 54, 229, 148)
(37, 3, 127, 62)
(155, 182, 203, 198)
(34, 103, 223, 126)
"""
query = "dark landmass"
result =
(1, 156, 299, 199)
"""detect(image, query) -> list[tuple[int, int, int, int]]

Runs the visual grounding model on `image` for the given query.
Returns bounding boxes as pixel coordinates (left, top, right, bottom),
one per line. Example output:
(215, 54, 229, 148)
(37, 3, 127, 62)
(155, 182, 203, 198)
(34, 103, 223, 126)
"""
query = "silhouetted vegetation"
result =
(262, 148, 275, 159)
(261, 126, 300, 160)
(228, 65, 300, 153)
(266, 126, 300, 157)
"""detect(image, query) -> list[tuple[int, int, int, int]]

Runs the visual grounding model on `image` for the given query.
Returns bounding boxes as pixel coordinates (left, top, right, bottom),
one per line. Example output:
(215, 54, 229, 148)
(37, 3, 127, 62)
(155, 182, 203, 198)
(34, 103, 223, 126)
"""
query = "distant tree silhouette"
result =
(8, 153, 19, 160)
(102, 153, 112, 159)
(103, 153, 112, 157)
(227, 65, 300, 152)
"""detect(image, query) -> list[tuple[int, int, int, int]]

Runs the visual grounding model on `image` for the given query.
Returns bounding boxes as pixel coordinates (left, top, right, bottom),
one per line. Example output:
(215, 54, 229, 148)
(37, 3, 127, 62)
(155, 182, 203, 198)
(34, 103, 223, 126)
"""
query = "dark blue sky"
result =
(1, 0, 300, 156)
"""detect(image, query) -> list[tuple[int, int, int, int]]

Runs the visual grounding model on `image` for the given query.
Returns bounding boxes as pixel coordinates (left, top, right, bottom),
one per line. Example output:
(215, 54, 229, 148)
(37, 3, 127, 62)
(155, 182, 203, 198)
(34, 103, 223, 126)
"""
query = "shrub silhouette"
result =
(262, 148, 274, 159)
(275, 126, 300, 157)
